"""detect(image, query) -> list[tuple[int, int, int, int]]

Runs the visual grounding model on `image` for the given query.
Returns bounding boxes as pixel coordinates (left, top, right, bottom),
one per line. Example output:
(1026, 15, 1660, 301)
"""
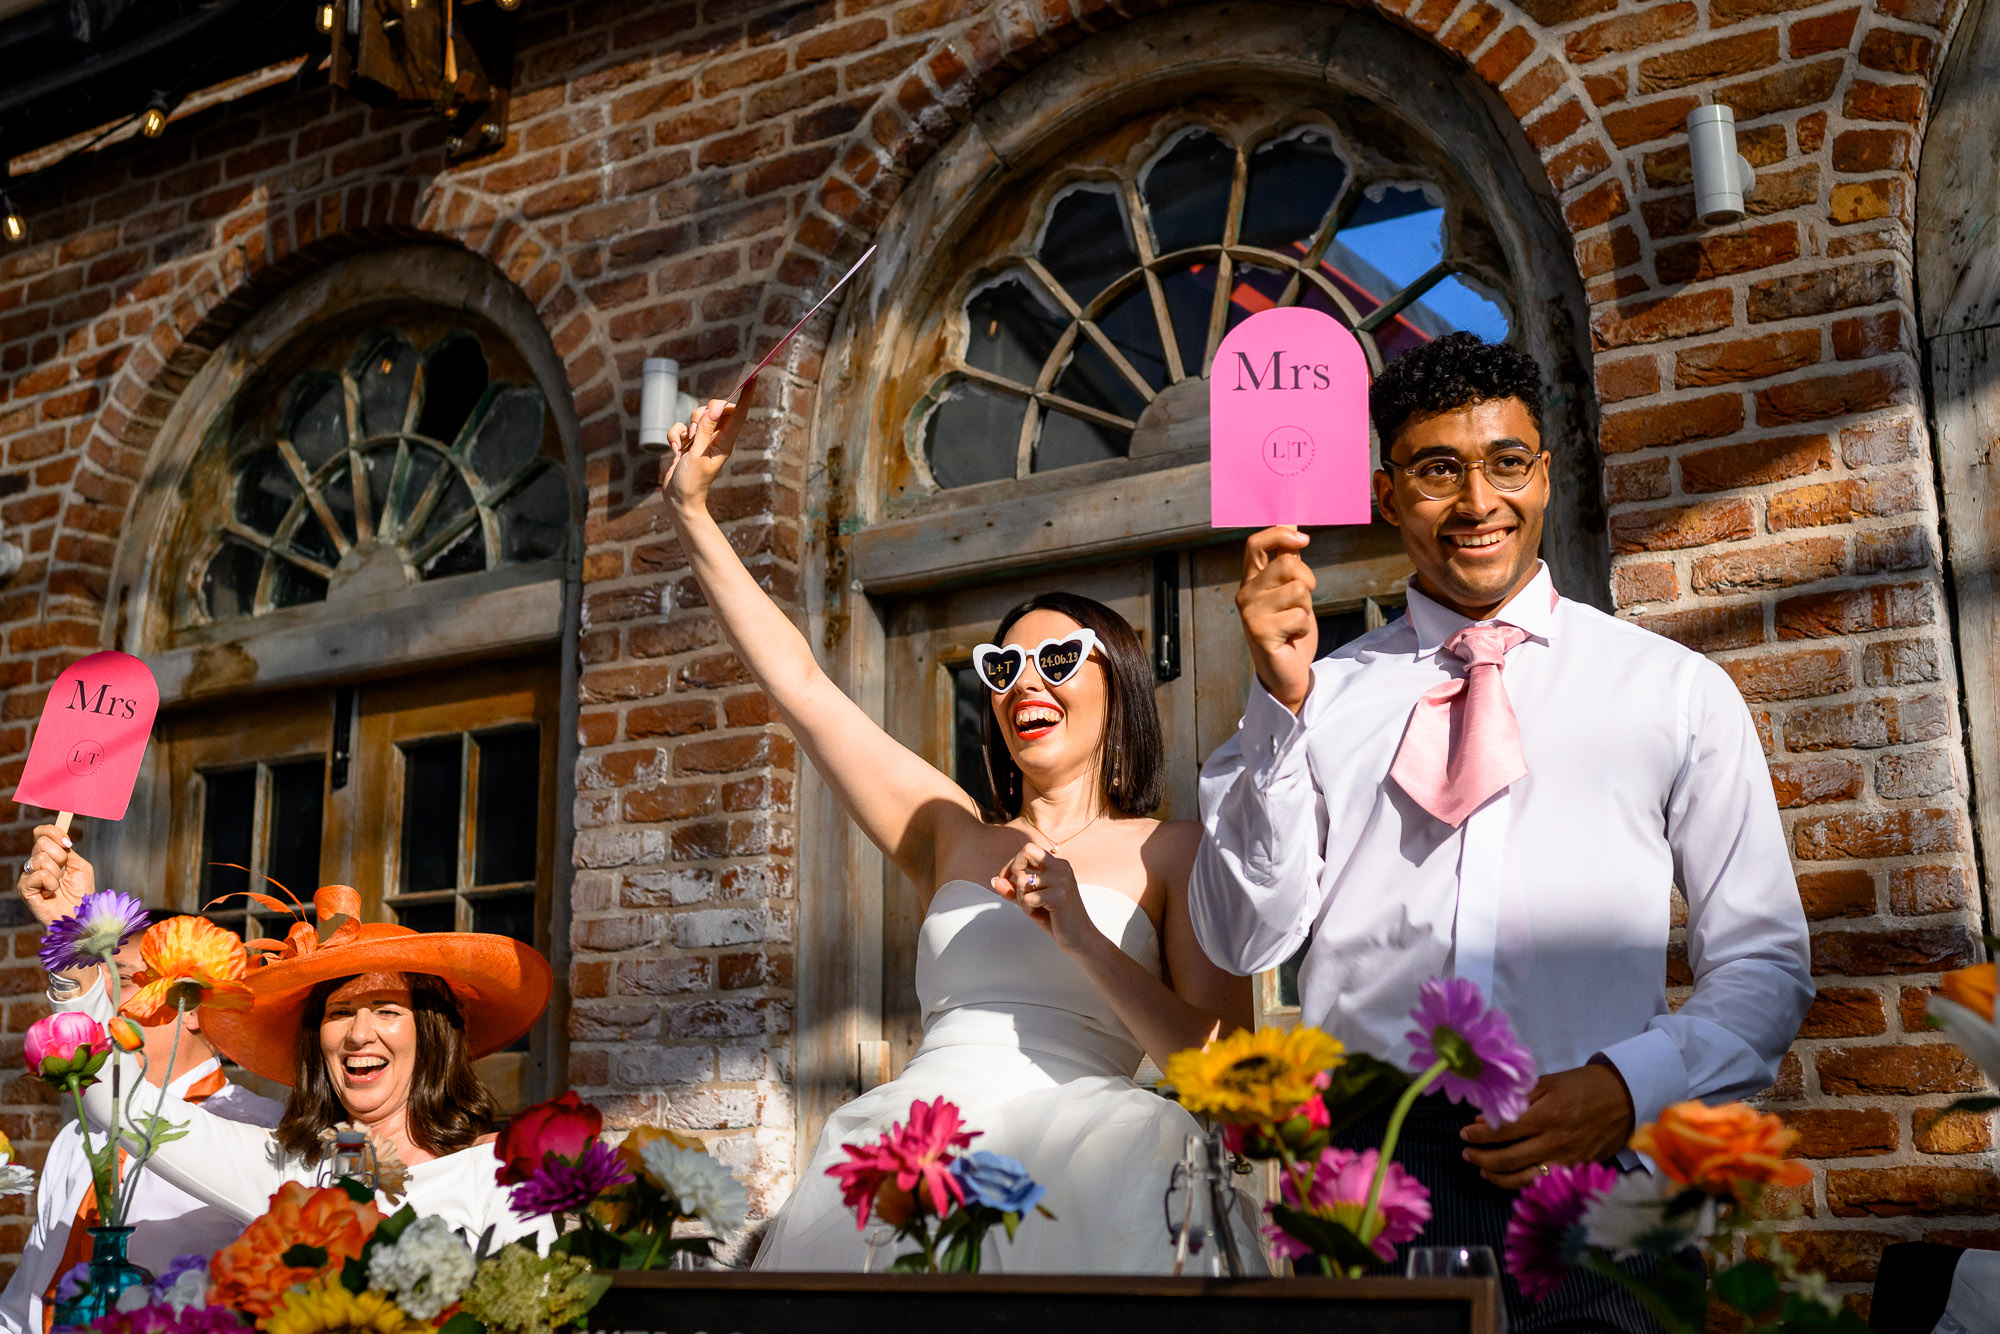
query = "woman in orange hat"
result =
(22, 852, 554, 1247)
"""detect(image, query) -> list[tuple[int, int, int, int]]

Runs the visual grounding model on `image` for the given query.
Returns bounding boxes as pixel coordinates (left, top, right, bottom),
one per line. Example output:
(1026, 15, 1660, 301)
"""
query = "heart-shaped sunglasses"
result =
(970, 630, 1103, 695)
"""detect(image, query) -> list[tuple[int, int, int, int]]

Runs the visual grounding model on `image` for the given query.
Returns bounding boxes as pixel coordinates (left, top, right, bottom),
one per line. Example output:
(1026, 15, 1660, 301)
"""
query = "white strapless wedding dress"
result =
(754, 879, 1265, 1273)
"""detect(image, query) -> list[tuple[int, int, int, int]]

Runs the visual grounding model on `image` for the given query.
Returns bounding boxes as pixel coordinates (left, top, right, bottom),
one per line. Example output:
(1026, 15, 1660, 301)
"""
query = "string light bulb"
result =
(496, 0, 521, 9)
(1, 195, 24, 245)
(316, 1, 336, 32)
(139, 93, 171, 139)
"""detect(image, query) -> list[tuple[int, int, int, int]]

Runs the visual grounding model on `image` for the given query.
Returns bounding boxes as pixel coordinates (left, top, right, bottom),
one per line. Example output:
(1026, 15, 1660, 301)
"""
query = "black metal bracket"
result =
(1152, 551, 1182, 684)
(330, 684, 356, 790)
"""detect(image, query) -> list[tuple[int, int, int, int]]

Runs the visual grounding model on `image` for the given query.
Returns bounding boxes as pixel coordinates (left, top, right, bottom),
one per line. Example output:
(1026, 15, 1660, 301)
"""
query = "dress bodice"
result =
(914, 880, 1160, 1079)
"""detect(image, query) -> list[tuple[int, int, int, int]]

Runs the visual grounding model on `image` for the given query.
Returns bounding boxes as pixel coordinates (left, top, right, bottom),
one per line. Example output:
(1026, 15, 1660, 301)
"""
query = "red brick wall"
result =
(0, 0, 1986, 1300)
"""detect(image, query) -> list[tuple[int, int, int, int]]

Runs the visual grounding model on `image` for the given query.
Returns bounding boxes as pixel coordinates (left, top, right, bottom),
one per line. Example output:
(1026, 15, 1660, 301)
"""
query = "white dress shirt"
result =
(0, 1055, 283, 1334)
(1191, 563, 1814, 1130)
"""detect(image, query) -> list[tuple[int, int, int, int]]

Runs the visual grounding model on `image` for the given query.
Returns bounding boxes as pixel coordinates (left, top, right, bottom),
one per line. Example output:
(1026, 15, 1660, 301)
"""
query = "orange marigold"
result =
(1630, 1101, 1812, 1193)
(1939, 962, 1997, 1023)
(209, 1181, 383, 1321)
(120, 916, 253, 1026)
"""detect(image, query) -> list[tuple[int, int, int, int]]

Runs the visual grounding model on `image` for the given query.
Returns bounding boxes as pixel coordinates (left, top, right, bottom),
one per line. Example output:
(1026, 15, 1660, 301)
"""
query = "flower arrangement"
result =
(34, 901, 253, 1323)
(491, 1092, 749, 1270)
(828, 1097, 1050, 1272)
(1503, 1101, 1867, 1333)
(51, 1089, 753, 1334)
(1165, 975, 1533, 1276)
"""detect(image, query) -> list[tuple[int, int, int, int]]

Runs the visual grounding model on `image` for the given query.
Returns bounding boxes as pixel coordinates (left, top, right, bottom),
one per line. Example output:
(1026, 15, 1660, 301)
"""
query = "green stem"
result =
(640, 1220, 669, 1270)
(1578, 1252, 1701, 1334)
(1359, 1058, 1448, 1251)
(117, 1009, 185, 1228)
(72, 1085, 111, 1209)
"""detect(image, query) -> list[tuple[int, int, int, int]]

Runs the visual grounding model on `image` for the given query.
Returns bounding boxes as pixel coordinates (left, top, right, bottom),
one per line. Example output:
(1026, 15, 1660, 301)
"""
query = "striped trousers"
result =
(1333, 1093, 1693, 1334)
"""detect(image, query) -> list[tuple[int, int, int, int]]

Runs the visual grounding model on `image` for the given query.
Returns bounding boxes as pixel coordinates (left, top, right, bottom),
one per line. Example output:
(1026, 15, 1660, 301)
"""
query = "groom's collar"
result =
(1406, 562, 1557, 655)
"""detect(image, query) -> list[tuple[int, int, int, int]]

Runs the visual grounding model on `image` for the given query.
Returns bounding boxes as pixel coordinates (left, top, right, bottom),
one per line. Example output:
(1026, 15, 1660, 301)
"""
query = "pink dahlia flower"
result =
(1267, 1145, 1431, 1263)
(1406, 976, 1537, 1127)
(828, 1097, 979, 1226)
(1504, 1161, 1617, 1302)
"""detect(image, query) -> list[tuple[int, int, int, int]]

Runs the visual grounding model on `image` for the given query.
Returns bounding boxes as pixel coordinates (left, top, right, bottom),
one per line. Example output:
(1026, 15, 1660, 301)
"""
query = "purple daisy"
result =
(1405, 976, 1537, 1126)
(505, 1139, 634, 1217)
(1504, 1161, 1618, 1303)
(39, 891, 150, 974)
(54, 1261, 89, 1304)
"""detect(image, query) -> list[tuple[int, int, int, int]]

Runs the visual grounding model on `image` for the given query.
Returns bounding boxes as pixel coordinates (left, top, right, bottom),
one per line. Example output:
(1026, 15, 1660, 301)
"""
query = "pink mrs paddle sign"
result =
(13, 651, 159, 828)
(1209, 306, 1371, 528)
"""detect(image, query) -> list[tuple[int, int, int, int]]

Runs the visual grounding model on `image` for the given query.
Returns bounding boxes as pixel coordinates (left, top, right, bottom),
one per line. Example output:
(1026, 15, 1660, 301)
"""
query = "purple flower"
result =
(39, 892, 150, 974)
(1504, 1161, 1618, 1303)
(505, 1139, 634, 1217)
(55, 1261, 89, 1304)
(1406, 976, 1537, 1127)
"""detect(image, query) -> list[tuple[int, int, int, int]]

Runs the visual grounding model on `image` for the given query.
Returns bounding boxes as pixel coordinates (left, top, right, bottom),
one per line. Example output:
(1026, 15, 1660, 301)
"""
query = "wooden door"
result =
(150, 654, 561, 1107)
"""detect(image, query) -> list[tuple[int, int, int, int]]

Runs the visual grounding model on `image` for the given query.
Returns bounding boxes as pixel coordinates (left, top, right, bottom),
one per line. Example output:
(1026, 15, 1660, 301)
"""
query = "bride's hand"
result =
(663, 398, 745, 515)
(16, 824, 95, 928)
(991, 845, 1106, 958)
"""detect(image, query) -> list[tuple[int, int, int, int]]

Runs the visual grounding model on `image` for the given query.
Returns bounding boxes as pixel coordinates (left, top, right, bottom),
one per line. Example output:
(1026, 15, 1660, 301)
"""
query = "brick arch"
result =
(50, 180, 611, 634)
(747, 0, 1619, 407)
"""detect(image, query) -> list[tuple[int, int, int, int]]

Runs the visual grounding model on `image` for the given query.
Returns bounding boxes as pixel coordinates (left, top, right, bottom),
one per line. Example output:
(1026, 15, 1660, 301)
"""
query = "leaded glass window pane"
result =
(913, 112, 1516, 491)
(192, 325, 569, 624)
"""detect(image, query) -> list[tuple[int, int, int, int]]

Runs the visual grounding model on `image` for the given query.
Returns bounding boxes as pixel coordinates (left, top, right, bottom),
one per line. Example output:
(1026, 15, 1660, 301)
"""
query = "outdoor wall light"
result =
(139, 93, 173, 139)
(1686, 104, 1756, 226)
(1, 193, 24, 244)
(639, 358, 701, 452)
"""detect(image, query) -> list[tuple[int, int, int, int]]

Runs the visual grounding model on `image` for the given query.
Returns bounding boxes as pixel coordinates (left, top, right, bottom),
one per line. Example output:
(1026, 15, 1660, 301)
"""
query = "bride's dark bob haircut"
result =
(979, 592, 1164, 819)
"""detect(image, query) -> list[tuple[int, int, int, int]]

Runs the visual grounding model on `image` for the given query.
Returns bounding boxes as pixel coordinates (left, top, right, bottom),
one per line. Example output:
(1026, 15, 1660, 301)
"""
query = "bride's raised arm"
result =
(663, 400, 982, 899)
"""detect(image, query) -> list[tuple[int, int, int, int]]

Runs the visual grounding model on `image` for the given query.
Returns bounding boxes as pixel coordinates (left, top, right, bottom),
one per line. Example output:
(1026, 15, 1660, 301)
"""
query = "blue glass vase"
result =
(52, 1226, 152, 1328)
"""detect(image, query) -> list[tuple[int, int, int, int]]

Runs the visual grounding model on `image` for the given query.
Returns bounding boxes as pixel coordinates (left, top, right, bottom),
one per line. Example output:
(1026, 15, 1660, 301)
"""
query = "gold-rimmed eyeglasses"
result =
(1387, 447, 1546, 500)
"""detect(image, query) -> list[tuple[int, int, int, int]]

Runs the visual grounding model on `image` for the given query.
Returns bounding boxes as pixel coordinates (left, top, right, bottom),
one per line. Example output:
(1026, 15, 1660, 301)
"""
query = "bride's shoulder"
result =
(1123, 816, 1201, 882)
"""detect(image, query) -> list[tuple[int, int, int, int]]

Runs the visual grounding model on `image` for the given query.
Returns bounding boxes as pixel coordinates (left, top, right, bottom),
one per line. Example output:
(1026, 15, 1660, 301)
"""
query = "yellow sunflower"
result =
(264, 1277, 424, 1334)
(1164, 1025, 1345, 1126)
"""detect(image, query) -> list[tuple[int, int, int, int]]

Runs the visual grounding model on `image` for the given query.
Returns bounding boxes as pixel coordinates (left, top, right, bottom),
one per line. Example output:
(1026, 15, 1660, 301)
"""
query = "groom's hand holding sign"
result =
(1235, 527, 1318, 716)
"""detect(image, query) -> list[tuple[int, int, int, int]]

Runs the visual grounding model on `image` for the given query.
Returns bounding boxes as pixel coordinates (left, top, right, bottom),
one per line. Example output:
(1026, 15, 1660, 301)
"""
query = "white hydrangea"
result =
(1580, 1173, 1713, 1258)
(639, 1140, 749, 1234)
(366, 1215, 476, 1321)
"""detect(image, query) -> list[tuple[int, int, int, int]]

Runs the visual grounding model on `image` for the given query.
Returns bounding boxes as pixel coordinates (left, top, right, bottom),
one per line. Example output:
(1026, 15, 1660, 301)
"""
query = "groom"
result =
(1189, 333, 1813, 1328)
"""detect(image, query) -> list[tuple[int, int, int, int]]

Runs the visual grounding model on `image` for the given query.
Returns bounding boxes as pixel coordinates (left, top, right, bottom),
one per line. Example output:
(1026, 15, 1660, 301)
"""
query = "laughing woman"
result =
(662, 403, 1260, 1273)
(17, 856, 554, 1248)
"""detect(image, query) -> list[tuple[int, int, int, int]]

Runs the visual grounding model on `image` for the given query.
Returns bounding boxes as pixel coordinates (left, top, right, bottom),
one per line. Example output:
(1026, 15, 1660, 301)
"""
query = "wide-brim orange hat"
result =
(200, 885, 553, 1086)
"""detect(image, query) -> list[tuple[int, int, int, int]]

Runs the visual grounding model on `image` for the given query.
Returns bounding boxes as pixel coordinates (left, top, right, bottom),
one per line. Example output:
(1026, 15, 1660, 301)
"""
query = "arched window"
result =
(191, 322, 567, 625)
(915, 118, 1513, 491)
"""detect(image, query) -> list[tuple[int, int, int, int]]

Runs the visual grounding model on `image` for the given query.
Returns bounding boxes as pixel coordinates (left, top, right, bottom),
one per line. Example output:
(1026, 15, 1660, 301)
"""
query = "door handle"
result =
(1152, 551, 1182, 683)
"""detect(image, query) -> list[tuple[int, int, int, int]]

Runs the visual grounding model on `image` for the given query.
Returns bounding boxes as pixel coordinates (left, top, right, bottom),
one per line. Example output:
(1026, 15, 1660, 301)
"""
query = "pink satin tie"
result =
(1390, 622, 1532, 827)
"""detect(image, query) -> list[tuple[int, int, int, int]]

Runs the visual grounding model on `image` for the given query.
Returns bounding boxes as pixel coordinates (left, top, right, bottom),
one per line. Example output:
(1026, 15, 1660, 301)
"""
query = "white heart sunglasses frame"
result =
(969, 630, 1104, 695)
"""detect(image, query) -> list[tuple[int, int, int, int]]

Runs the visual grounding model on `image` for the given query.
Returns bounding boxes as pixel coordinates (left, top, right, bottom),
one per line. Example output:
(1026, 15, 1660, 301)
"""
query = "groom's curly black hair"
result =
(1369, 332, 1546, 454)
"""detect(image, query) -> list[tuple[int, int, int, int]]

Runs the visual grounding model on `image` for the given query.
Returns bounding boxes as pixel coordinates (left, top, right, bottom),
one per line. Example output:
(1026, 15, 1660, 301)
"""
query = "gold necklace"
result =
(1018, 806, 1106, 854)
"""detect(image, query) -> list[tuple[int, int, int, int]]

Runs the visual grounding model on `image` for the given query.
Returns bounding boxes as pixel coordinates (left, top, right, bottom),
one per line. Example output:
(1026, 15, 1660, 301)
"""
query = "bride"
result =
(663, 401, 1258, 1273)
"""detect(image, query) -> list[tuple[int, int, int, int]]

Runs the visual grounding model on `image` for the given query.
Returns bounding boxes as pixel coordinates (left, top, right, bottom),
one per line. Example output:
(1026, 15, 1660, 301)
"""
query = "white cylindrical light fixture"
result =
(639, 358, 699, 451)
(1687, 104, 1756, 226)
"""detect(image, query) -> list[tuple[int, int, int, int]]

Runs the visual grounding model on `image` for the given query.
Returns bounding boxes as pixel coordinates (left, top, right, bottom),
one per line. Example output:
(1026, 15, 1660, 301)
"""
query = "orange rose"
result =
(1939, 963, 1997, 1023)
(1630, 1101, 1811, 1193)
(209, 1181, 382, 1321)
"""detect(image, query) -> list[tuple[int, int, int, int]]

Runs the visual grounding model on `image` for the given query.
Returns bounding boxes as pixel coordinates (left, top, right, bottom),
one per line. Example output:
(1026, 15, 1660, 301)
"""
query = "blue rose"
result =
(950, 1151, 1045, 1215)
